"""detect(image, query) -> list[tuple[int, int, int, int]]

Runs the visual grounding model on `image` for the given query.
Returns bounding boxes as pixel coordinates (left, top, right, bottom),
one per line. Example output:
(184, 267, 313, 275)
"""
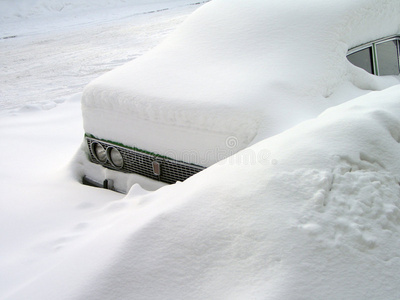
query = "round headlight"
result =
(108, 147, 123, 168)
(92, 142, 107, 163)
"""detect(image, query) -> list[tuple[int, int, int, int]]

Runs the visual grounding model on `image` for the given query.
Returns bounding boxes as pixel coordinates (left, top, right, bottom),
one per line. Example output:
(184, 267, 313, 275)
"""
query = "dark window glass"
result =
(347, 47, 373, 74)
(376, 40, 399, 75)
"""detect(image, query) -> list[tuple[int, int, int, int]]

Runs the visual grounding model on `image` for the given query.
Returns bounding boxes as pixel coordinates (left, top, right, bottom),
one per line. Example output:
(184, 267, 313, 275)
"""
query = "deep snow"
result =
(1, 0, 400, 299)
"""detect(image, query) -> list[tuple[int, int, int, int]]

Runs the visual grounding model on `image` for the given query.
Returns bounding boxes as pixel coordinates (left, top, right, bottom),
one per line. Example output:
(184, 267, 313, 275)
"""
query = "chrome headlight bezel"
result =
(107, 147, 124, 169)
(91, 142, 107, 163)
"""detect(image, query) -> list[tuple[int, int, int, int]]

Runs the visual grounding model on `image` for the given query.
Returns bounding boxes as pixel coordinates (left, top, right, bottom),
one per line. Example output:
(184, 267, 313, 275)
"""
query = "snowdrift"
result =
(10, 85, 400, 299)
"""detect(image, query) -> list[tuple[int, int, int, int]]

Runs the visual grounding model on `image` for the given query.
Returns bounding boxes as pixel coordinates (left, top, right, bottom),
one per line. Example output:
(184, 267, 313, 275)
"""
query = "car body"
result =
(76, 0, 400, 193)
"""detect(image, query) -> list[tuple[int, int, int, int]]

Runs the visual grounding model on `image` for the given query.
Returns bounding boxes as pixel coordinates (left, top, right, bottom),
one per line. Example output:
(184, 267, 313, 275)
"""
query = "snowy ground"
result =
(0, 0, 203, 111)
(2, 0, 400, 299)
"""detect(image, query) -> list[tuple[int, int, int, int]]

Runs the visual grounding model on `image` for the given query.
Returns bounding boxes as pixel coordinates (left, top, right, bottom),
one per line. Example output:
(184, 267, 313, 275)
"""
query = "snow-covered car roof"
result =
(82, 0, 400, 167)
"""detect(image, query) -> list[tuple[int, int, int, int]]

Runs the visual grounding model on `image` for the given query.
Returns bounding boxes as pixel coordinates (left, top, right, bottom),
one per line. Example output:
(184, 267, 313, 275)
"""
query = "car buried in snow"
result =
(76, 0, 400, 193)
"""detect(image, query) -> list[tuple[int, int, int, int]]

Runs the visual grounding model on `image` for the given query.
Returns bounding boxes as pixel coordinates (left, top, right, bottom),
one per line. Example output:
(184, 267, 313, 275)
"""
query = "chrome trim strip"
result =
(372, 43, 378, 75)
(347, 35, 400, 55)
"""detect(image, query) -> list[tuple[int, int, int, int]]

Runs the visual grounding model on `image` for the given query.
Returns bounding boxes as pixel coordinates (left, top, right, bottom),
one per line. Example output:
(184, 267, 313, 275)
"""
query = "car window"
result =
(347, 36, 400, 76)
(347, 47, 373, 74)
(375, 40, 400, 75)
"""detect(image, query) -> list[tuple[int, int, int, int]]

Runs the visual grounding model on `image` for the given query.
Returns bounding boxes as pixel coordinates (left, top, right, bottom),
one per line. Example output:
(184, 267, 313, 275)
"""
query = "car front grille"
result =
(86, 136, 205, 184)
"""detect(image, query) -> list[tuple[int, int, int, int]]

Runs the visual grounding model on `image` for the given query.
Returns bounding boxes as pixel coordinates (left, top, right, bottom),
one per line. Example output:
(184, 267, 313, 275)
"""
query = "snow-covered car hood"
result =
(82, 0, 400, 166)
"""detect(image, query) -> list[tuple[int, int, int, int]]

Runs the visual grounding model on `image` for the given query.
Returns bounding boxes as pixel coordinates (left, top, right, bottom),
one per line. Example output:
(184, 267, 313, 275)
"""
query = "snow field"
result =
(0, 0, 204, 111)
(2, 0, 400, 299)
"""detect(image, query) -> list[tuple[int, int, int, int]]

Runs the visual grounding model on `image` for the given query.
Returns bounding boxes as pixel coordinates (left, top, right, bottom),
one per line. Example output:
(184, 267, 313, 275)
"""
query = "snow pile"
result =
(82, 0, 400, 167)
(8, 85, 400, 299)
